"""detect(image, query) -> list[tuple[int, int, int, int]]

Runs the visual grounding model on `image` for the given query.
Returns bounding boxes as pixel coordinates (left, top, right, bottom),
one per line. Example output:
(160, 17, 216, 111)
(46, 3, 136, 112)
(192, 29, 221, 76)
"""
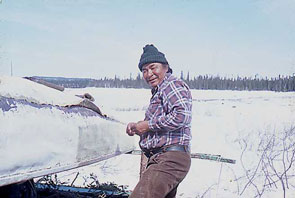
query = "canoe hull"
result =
(0, 96, 135, 187)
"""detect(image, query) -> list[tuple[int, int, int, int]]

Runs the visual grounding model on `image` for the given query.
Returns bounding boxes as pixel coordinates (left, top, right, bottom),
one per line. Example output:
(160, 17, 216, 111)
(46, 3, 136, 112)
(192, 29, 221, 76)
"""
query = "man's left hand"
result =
(134, 121, 149, 135)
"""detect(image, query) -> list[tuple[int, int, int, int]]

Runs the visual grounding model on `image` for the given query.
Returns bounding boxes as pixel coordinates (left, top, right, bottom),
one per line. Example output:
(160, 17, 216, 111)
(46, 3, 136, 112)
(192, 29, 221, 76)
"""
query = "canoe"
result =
(0, 76, 135, 187)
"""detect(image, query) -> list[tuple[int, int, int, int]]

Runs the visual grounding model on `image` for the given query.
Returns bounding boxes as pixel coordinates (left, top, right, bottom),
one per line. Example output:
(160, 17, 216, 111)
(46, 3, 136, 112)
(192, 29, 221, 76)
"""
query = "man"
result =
(126, 44, 192, 198)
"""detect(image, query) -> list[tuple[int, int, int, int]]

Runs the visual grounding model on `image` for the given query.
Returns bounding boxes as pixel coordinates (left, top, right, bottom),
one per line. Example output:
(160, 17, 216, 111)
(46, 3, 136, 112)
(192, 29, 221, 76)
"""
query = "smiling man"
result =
(126, 44, 192, 198)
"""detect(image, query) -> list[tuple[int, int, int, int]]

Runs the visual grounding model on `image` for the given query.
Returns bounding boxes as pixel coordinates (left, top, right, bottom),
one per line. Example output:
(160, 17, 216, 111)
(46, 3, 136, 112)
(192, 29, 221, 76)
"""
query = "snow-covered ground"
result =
(54, 88, 295, 198)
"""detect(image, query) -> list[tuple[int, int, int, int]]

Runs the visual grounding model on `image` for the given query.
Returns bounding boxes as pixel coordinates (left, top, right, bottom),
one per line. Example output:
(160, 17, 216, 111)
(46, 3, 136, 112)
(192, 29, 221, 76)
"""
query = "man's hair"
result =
(162, 64, 173, 74)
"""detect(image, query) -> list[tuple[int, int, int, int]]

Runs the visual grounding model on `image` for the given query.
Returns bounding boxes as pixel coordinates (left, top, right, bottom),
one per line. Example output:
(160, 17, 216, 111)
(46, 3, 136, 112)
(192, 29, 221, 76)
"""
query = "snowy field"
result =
(54, 88, 295, 198)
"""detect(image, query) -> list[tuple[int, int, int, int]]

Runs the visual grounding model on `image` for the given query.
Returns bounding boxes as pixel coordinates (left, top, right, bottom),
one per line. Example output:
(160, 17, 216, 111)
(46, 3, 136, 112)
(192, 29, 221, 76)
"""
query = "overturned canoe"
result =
(0, 76, 135, 187)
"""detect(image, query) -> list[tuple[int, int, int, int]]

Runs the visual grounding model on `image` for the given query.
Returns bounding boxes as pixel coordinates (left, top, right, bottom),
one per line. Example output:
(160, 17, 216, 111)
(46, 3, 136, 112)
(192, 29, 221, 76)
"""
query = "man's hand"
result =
(126, 122, 137, 136)
(126, 121, 149, 136)
(134, 121, 149, 135)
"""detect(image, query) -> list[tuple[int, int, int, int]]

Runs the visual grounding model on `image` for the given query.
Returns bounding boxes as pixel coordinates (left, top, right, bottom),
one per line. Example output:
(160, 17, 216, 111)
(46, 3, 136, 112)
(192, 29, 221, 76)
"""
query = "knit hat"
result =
(138, 44, 172, 73)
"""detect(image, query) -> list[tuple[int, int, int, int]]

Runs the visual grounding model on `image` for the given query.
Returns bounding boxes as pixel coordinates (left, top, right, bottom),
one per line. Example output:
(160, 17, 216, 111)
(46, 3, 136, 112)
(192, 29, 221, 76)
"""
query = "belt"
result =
(142, 145, 190, 158)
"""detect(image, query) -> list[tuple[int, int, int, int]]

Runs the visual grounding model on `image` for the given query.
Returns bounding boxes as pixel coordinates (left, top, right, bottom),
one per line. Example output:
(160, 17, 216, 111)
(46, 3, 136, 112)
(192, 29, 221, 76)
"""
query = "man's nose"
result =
(147, 69, 153, 76)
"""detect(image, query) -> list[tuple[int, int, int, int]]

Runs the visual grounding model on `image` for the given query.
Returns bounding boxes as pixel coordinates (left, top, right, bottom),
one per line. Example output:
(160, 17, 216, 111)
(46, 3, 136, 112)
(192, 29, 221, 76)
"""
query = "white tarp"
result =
(0, 76, 135, 187)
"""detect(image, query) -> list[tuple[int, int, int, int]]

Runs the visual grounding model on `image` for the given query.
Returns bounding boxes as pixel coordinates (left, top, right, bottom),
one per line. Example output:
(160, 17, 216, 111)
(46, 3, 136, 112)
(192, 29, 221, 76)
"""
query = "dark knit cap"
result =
(138, 44, 172, 73)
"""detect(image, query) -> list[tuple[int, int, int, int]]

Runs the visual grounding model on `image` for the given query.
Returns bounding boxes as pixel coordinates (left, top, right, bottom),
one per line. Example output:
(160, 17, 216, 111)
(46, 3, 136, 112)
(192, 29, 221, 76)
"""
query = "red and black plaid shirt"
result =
(140, 73, 192, 150)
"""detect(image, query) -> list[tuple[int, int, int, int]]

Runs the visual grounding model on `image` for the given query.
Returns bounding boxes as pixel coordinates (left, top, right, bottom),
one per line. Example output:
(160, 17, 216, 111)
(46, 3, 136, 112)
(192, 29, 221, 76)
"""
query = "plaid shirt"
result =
(140, 73, 192, 150)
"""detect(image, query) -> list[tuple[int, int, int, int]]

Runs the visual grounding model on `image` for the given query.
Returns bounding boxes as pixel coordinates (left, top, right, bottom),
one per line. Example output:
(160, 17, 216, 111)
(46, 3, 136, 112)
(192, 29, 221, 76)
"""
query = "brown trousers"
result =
(129, 151, 191, 198)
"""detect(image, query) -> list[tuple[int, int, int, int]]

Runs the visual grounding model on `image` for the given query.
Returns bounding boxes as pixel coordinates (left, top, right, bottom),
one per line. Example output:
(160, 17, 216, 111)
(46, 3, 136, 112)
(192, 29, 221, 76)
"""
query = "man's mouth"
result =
(149, 78, 157, 83)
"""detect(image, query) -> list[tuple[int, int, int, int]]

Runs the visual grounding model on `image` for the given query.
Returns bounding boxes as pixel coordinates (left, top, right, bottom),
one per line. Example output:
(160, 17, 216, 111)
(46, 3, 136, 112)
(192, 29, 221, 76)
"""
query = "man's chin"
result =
(149, 81, 158, 87)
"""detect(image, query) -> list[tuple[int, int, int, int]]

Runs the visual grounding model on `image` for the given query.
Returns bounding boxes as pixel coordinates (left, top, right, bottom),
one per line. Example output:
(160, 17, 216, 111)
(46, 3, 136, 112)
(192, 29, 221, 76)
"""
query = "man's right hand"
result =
(126, 122, 137, 136)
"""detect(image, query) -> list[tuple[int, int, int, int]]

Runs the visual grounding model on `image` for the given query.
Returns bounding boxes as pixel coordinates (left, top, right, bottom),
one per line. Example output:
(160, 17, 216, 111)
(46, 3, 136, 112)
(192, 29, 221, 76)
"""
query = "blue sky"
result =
(0, 0, 295, 79)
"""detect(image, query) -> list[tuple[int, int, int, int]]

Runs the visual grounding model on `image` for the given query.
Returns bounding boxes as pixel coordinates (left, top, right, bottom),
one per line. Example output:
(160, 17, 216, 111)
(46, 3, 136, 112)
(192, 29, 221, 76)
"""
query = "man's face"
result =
(142, 63, 168, 87)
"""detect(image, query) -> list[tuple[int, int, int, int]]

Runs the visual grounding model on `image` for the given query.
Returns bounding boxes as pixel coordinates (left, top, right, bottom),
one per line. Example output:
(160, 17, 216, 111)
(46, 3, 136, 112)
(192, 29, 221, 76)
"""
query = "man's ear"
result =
(164, 65, 169, 73)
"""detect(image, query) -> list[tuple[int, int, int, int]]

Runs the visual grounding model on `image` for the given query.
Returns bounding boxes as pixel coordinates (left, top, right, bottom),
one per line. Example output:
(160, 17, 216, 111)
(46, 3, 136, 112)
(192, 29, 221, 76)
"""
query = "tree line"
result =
(36, 72, 295, 92)
(181, 72, 295, 92)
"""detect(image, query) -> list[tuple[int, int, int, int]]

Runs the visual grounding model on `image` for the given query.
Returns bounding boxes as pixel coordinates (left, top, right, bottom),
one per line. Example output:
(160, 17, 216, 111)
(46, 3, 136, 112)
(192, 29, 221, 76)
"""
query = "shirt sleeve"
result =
(148, 80, 192, 132)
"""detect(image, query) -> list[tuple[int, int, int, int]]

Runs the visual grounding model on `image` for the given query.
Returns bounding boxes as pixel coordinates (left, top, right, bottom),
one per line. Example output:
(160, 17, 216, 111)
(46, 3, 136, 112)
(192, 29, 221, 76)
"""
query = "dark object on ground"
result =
(35, 175, 130, 198)
(0, 180, 37, 198)
(0, 180, 129, 198)
(36, 183, 129, 198)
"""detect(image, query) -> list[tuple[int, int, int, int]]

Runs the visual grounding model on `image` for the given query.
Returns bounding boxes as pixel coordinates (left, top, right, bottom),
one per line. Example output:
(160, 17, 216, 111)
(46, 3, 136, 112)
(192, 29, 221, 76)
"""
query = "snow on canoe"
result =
(0, 76, 135, 187)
